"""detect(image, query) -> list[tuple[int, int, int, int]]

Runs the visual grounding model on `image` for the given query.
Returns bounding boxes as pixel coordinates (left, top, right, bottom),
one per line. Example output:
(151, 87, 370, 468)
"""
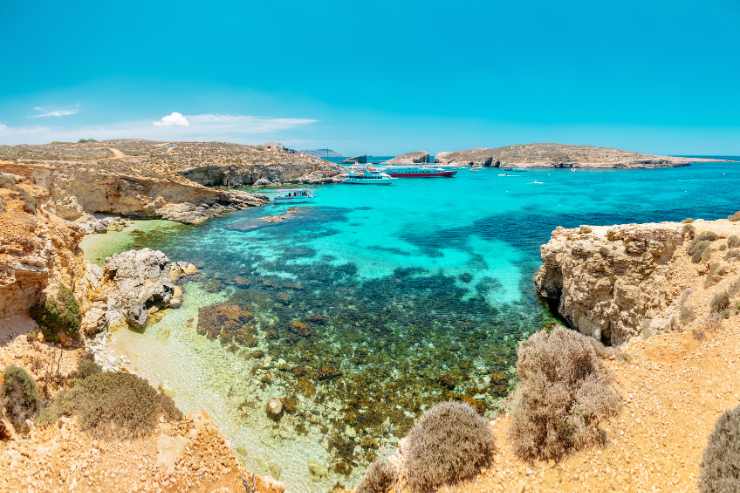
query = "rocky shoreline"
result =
(2, 140, 739, 492)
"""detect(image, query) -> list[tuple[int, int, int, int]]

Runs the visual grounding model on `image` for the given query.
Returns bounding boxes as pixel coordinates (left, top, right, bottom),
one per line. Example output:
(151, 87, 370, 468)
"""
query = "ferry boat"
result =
(382, 165, 457, 178)
(342, 167, 393, 185)
(271, 188, 315, 204)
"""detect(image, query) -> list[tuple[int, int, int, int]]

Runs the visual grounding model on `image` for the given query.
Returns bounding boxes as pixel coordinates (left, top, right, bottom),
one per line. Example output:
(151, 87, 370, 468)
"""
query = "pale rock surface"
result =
(535, 219, 740, 344)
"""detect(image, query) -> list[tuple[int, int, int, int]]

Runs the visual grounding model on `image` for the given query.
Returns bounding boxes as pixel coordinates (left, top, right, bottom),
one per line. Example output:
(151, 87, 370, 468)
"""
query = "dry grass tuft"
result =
(699, 404, 740, 492)
(509, 328, 621, 461)
(1, 366, 40, 434)
(42, 361, 181, 438)
(688, 239, 713, 263)
(710, 291, 730, 318)
(404, 401, 495, 492)
(356, 457, 398, 493)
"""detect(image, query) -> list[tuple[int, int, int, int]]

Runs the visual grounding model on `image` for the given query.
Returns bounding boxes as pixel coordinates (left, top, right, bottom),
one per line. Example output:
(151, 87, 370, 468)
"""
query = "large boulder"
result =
(91, 249, 196, 330)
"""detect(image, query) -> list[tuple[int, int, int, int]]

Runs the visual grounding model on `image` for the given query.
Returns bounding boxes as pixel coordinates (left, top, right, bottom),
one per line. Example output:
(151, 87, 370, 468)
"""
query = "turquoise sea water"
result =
(120, 160, 739, 490)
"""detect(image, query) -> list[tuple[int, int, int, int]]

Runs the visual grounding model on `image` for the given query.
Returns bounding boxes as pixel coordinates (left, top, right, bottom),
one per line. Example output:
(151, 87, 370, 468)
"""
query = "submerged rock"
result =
(266, 398, 284, 420)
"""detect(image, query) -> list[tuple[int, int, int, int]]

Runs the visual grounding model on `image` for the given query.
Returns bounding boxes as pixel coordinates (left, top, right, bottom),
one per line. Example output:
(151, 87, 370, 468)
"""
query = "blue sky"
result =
(1, 0, 739, 154)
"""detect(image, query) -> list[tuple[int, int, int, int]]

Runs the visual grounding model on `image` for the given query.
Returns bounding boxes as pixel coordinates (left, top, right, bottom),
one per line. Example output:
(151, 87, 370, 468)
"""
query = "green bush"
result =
(404, 401, 494, 493)
(356, 457, 397, 493)
(44, 369, 181, 438)
(699, 404, 740, 492)
(29, 286, 81, 343)
(2, 366, 40, 433)
(510, 328, 621, 461)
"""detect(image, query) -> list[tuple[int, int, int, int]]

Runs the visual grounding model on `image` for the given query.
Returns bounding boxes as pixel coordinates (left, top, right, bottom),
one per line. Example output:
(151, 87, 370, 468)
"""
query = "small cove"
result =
(86, 160, 740, 491)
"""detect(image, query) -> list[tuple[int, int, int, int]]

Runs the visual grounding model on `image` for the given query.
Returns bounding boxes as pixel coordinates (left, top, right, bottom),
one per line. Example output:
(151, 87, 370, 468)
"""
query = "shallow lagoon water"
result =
(108, 161, 739, 491)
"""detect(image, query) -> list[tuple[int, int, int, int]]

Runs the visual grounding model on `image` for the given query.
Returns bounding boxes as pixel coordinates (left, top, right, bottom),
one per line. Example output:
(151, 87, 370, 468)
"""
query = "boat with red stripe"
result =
(381, 165, 457, 178)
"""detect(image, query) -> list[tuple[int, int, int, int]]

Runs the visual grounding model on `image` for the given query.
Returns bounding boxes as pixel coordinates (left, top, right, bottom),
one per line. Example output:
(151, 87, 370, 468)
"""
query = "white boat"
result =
(342, 166, 393, 185)
(271, 188, 315, 204)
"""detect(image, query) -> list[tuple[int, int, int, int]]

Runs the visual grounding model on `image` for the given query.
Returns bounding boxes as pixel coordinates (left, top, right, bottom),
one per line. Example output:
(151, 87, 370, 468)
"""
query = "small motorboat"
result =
(382, 165, 457, 178)
(271, 188, 315, 204)
(342, 166, 393, 185)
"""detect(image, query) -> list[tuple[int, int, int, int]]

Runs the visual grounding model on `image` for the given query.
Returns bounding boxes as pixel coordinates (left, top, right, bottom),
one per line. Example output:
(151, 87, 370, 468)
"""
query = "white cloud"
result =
(0, 112, 318, 145)
(32, 105, 79, 119)
(153, 112, 190, 127)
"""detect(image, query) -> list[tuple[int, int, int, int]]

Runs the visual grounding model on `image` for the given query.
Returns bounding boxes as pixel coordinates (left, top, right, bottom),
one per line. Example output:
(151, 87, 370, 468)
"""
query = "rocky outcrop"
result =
(437, 143, 701, 168)
(0, 172, 85, 320)
(0, 140, 342, 224)
(82, 249, 196, 333)
(384, 151, 433, 165)
(535, 219, 740, 345)
(341, 155, 368, 164)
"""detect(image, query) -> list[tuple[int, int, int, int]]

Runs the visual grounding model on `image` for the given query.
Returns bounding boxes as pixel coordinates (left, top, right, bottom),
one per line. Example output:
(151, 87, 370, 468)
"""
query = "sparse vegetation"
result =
(699, 404, 740, 492)
(356, 457, 398, 493)
(2, 366, 40, 433)
(728, 235, 740, 249)
(42, 362, 180, 438)
(688, 239, 713, 263)
(710, 291, 730, 318)
(404, 401, 495, 492)
(77, 138, 98, 143)
(705, 262, 727, 288)
(510, 328, 621, 461)
(29, 286, 81, 344)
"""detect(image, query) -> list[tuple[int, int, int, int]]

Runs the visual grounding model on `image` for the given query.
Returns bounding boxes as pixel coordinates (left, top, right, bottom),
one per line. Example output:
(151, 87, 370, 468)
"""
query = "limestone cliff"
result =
(535, 218, 740, 344)
(0, 172, 85, 320)
(436, 143, 703, 168)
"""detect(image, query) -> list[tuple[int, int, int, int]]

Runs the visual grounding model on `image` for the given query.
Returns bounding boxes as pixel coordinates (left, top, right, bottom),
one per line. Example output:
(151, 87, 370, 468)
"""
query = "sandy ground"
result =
(442, 316, 740, 493)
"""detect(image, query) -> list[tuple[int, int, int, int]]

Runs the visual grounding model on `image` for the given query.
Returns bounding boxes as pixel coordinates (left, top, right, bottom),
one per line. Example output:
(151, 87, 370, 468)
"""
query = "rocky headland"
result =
(535, 218, 740, 345)
(435, 143, 719, 168)
(384, 151, 433, 165)
(0, 140, 342, 225)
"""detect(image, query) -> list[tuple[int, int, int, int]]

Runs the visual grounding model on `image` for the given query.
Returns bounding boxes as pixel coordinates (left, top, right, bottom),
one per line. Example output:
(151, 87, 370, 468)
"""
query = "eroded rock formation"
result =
(0, 172, 85, 320)
(535, 219, 740, 344)
(82, 248, 196, 333)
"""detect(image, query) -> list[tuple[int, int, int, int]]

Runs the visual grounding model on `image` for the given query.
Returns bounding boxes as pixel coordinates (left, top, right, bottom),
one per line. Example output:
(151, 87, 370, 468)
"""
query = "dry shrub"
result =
(404, 402, 494, 492)
(728, 235, 740, 249)
(510, 328, 621, 461)
(699, 404, 740, 492)
(682, 218, 694, 224)
(688, 239, 713, 263)
(704, 262, 728, 288)
(43, 366, 180, 438)
(726, 249, 740, 262)
(710, 291, 730, 318)
(356, 457, 397, 493)
(698, 231, 719, 242)
(682, 223, 696, 239)
(1, 366, 40, 433)
(728, 211, 740, 222)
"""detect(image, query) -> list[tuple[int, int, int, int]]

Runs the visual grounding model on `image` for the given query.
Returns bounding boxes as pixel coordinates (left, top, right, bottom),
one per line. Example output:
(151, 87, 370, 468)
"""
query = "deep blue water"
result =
(129, 159, 739, 481)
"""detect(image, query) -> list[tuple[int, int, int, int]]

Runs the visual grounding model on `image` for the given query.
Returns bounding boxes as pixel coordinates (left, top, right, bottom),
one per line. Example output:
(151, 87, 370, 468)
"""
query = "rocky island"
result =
(435, 143, 711, 168)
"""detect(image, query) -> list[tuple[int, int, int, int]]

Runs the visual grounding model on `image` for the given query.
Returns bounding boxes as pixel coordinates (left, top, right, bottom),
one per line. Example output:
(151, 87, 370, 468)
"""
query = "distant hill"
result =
(436, 143, 694, 168)
(302, 148, 342, 158)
